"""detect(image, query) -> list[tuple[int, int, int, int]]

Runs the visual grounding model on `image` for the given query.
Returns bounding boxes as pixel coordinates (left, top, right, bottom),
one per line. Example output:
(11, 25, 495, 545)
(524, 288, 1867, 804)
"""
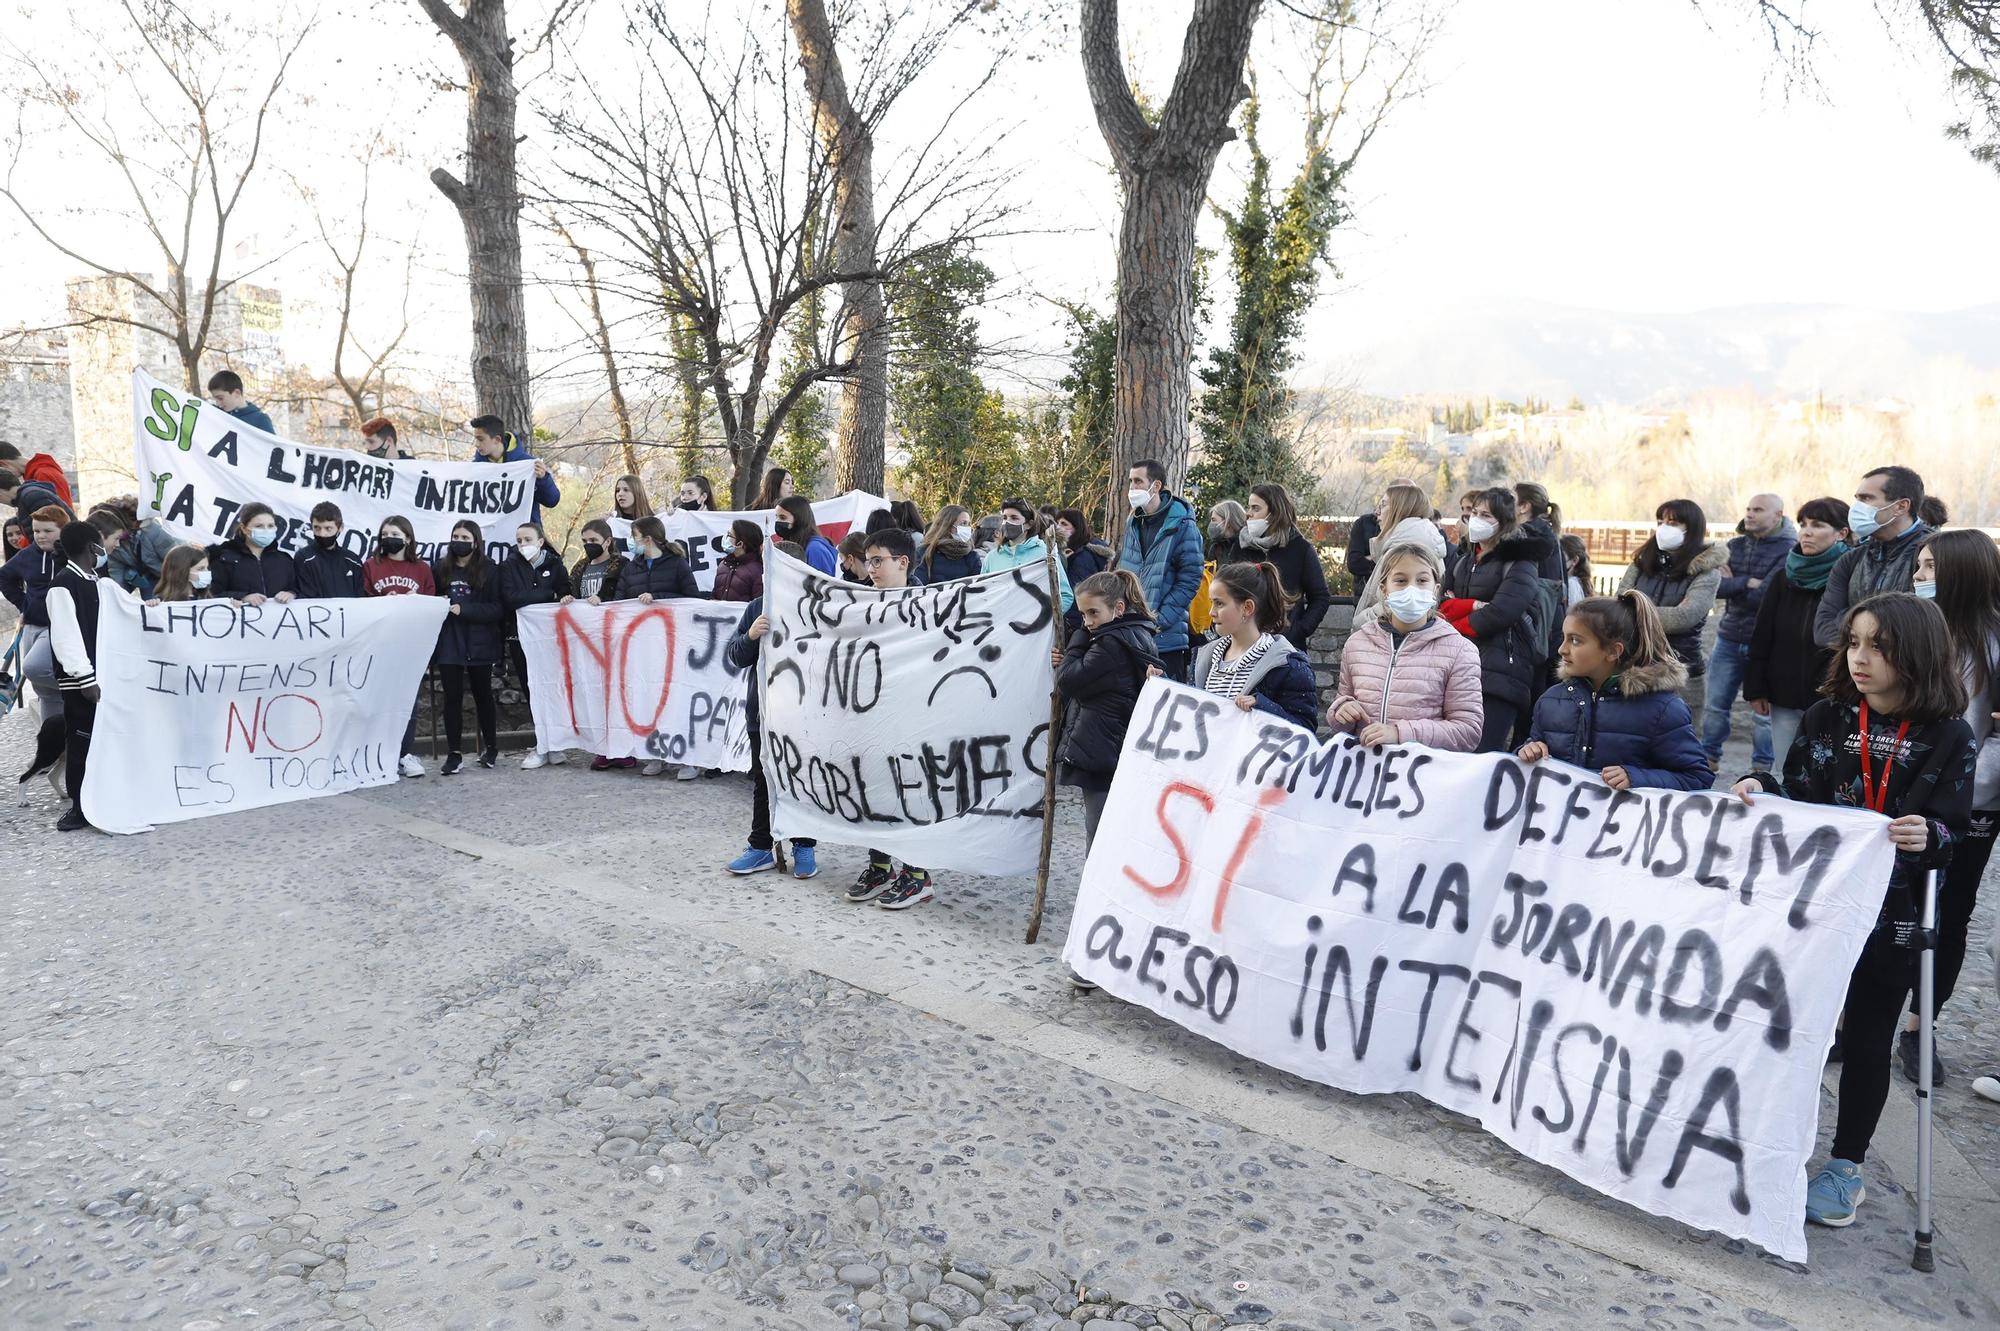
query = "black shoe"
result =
(1897, 1029, 1946, 1085)
(845, 863, 895, 903)
(877, 868, 934, 911)
(56, 805, 89, 832)
(477, 747, 497, 769)
(441, 752, 465, 776)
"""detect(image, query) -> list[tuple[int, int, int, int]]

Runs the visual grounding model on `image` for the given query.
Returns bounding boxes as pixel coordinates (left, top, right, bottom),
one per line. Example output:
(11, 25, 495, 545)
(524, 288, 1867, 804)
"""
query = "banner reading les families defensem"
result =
(1066, 679, 1897, 1261)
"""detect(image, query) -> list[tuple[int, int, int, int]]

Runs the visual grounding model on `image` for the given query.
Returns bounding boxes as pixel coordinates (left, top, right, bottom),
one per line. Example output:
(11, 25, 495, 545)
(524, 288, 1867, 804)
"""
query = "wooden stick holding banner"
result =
(1025, 546, 1063, 944)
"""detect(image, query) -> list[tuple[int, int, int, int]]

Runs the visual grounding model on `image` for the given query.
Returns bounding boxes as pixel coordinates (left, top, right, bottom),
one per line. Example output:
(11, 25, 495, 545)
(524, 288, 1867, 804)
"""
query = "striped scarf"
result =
(1205, 633, 1281, 700)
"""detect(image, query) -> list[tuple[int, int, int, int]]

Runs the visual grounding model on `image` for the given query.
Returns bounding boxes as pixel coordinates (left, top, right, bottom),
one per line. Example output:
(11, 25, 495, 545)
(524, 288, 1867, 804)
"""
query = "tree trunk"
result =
(788, 0, 887, 498)
(420, 0, 533, 442)
(1080, 0, 1261, 539)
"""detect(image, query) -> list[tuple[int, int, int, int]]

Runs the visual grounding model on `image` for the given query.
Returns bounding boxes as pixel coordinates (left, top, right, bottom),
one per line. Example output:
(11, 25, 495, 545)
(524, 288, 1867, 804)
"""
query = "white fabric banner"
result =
(81, 586, 447, 833)
(131, 368, 535, 562)
(662, 491, 889, 592)
(1065, 679, 1898, 1262)
(515, 599, 751, 769)
(761, 548, 1059, 874)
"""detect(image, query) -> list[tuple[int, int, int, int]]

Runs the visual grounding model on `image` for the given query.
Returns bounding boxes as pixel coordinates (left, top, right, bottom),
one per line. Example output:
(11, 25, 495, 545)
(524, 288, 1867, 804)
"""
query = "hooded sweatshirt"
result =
(981, 535, 1074, 613)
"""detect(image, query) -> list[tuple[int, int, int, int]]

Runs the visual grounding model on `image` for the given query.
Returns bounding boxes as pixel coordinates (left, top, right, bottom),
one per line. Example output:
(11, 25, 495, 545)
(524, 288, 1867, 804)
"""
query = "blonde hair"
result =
(1380, 483, 1430, 533)
(1374, 542, 1444, 593)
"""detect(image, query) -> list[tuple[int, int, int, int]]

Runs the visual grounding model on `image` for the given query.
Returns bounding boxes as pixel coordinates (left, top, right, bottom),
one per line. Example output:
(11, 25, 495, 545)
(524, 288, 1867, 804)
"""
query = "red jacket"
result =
(20, 453, 72, 507)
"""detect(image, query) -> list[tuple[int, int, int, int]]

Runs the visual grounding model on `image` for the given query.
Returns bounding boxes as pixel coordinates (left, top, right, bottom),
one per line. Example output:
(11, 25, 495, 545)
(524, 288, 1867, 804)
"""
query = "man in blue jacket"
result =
(206, 370, 274, 434)
(470, 414, 562, 528)
(1702, 492, 1793, 771)
(1116, 459, 1205, 683)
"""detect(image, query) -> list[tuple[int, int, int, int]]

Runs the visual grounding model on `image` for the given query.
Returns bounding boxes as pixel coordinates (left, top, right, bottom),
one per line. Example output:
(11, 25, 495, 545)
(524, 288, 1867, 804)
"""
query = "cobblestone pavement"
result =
(2, 706, 1997, 1331)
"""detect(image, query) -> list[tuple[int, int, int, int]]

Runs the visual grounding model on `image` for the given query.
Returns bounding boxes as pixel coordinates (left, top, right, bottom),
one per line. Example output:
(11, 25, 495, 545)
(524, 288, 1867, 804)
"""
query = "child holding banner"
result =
(207, 503, 296, 605)
(1188, 562, 1320, 731)
(45, 522, 106, 832)
(567, 520, 628, 606)
(1329, 543, 1484, 752)
(844, 529, 935, 909)
(502, 522, 573, 771)
(145, 546, 211, 603)
(1515, 590, 1712, 791)
(918, 506, 982, 584)
(363, 515, 434, 778)
(724, 541, 818, 881)
(1733, 593, 1974, 1229)
(432, 519, 505, 774)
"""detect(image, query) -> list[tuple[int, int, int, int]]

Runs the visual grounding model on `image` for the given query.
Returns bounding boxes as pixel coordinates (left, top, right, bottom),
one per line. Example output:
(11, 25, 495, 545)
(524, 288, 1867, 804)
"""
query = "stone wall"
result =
(0, 330, 75, 477)
(1305, 601, 1358, 734)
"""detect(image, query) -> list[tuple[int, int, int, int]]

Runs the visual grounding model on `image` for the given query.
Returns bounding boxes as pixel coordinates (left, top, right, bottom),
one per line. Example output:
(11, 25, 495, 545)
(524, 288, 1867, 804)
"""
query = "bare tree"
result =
(0, 1, 308, 391)
(415, 0, 582, 437)
(297, 146, 418, 428)
(549, 217, 639, 476)
(541, 7, 1015, 506)
(1081, 0, 1264, 535)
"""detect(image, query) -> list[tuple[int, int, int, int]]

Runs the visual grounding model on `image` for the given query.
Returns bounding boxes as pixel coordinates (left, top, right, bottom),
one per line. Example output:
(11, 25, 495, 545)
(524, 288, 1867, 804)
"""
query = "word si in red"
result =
(554, 602, 678, 737)
(1123, 778, 1287, 935)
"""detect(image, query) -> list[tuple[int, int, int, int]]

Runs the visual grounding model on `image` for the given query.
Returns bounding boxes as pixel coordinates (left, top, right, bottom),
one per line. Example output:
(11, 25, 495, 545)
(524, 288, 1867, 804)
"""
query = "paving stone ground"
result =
(1, 695, 1996, 1331)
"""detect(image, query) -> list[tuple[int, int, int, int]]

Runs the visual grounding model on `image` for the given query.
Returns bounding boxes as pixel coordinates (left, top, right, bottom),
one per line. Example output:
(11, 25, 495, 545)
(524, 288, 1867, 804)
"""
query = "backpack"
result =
(1186, 561, 1216, 635)
(1517, 569, 1565, 666)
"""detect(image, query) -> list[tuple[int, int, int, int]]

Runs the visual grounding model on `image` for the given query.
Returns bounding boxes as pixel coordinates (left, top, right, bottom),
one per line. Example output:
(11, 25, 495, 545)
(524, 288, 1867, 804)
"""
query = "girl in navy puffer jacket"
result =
(1517, 589, 1712, 791)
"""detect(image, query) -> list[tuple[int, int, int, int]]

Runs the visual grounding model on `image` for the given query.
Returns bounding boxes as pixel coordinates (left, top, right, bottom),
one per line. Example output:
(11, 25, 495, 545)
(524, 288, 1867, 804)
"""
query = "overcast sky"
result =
(3, 0, 1997, 402)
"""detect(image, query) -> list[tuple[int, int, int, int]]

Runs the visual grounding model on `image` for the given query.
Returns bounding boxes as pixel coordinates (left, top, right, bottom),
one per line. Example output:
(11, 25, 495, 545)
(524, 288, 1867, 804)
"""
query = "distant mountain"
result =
(1318, 300, 2000, 404)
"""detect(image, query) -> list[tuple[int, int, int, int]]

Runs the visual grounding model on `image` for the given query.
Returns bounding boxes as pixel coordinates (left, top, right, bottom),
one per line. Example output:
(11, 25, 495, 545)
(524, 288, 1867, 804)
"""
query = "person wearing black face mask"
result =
(565, 518, 628, 607)
(293, 501, 367, 598)
(430, 519, 504, 774)
(362, 515, 434, 777)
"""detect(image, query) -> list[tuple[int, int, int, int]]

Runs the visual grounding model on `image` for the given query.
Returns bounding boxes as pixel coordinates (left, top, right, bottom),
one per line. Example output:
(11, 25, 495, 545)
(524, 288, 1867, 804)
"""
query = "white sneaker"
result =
(521, 752, 547, 770)
(676, 765, 702, 781)
(398, 754, 425, 778)
(546, 750, 568, 766)
(1975, 1075, 2000, 1104)
(641, 760, 666, 777)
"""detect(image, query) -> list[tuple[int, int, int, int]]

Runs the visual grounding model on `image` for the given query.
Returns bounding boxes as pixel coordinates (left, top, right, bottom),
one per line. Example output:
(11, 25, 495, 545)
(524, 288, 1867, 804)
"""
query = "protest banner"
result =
(130, 368, 535, 562)
(761, 547, 1058, 875)
(514, 599, 751, 770)
(1065, 678, 1898, 1262)
(662, 491, 889, 592)
(80, 585, 447, 833)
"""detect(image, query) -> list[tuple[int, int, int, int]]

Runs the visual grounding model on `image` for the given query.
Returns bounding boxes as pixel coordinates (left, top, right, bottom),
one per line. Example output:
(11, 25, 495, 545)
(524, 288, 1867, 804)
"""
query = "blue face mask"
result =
(249, 526, 278, 549)
(1915, 579, 1938, 601)
(1847, 501, 1891, 542)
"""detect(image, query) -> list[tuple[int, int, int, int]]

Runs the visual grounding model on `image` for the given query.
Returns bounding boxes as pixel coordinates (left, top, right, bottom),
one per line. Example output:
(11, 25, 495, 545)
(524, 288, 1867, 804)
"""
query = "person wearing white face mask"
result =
(500, 522, 574, 770)
(711, 519, 766, 603)
(1619, 498, 1727, 737)
(205, 502, 297, 606)
(1118, 459, 1206, 682)
(1442, 488, 1557, 751)
(1814, 465, 1934, 649)
(1328, 543, 1484, 751)
(918, 504, 983, 583)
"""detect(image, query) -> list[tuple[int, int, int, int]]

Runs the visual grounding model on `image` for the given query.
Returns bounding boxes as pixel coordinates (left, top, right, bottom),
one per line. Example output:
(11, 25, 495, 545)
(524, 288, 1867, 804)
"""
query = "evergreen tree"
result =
(889, 247, 1020, 515)
(1189, 90, 1347, 503)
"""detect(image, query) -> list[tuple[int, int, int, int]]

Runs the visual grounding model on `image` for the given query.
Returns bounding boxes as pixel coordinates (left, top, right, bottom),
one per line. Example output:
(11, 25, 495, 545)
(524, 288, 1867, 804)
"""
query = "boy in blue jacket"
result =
(470, 414, 562, 527)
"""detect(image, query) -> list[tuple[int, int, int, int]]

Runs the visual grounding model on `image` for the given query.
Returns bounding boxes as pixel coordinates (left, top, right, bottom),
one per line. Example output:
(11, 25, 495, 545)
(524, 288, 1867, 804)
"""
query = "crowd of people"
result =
(2, 395, 1995, 1237)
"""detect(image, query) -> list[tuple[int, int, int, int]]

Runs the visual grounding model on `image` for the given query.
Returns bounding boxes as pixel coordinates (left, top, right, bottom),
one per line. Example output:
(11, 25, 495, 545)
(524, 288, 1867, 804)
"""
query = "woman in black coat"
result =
(1445, 487, 1555, 752)
(206, 502, 297, 604)
(1239, 484, 1332, 650)
(615, 515, 700, 602)
(432, 519, 505, 774)
(1056, 569, 1163, 847)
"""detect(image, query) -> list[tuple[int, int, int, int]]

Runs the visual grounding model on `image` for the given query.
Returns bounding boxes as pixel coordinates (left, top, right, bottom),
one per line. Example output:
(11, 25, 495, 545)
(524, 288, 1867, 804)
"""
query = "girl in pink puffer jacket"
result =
(1328, 543, 1485, 751)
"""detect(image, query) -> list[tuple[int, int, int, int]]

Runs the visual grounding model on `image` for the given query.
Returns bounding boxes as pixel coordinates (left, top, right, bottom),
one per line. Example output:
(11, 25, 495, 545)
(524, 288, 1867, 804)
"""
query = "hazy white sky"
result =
(3, 0, 1998, 400)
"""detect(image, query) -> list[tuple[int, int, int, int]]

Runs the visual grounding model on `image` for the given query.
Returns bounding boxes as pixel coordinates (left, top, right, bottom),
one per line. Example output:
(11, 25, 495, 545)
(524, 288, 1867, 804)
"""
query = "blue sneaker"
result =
(1805, 1159, 1866, 1227)
(791, 845, 818, 879)
(727, 847, 777, 876)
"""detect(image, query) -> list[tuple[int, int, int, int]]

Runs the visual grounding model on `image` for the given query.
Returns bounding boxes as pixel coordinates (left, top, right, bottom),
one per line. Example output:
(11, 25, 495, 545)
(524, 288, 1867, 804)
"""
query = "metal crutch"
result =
(1912, 866, 1943, 1273)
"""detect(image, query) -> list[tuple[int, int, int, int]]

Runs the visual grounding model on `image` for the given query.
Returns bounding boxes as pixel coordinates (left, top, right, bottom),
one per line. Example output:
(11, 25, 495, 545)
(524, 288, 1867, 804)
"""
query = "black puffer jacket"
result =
(1444, 526, 1556, 711)
(615, 550, 700, 601)
(431, 558, 505, 665)
(500, 547, 572, 612)
(207, 539, 297, 600)
(1742, 567, 1831, 711)
(1056, 611, 1163, 789)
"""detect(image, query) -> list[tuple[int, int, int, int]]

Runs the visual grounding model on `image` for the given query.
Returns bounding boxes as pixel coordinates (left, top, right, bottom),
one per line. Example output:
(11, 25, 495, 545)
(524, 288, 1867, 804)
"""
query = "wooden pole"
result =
(1026, 547, 1064, 944)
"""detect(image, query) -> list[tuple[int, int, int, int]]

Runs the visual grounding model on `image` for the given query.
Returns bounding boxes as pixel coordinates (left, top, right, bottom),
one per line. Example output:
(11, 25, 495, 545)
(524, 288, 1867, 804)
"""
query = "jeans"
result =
(1700, 637, 1772, 769)
(1081, 787, 1108, 851)
(20, 624, 62, 724)
(746, 727, 814, 853)
(1767, 706, 1806, 777)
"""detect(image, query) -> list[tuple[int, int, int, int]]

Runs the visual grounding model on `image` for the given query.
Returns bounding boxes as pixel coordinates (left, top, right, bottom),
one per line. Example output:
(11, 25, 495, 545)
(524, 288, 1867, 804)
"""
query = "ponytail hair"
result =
(1515, 481, 1562, 536)
(1564, 589, 1675, 675)
(1214, 560, 1297, 634)
(1076, 569, 1153, 621)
